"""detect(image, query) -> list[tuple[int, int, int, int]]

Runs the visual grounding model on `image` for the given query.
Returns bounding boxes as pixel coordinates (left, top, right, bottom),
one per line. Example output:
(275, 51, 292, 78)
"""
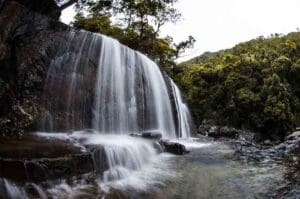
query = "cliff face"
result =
(0, 1, 68, 136)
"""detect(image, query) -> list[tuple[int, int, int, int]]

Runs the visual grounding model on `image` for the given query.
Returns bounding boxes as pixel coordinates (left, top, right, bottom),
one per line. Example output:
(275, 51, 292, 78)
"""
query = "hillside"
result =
(174, 32, 300, 140)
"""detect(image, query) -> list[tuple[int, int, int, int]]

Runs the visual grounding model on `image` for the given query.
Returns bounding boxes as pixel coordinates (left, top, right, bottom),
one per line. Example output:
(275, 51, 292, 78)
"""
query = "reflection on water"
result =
(151, 141, 285, 199)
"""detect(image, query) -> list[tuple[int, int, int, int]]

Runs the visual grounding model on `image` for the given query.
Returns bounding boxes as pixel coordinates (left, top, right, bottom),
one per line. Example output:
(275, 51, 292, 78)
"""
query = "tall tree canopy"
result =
(59, 0, 195, 72)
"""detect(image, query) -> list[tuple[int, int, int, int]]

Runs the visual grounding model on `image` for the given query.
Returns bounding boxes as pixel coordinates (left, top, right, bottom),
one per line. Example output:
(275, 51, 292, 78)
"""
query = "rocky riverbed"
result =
(0, 131, 299, 198)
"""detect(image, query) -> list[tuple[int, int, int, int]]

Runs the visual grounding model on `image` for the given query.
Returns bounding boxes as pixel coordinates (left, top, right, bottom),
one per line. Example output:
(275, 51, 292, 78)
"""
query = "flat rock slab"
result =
(0, 134, 82, 159)
(0, 153, 94, 182)
(0, 134, 95, 182)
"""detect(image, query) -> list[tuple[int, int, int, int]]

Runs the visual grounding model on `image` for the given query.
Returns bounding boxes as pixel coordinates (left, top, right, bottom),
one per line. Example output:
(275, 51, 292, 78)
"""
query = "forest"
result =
(174, 33, 300, 140)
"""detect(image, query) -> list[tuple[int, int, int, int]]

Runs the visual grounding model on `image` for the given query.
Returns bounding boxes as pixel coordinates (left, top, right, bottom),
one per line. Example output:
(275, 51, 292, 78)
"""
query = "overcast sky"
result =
(61, 0, 300, 62)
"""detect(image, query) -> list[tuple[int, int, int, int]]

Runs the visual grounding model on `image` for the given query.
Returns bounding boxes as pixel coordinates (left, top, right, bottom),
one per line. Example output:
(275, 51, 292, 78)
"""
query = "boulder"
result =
(198, 120, 255, 141)
(219, 126, 240, 138)
(159, 140, 188, 155)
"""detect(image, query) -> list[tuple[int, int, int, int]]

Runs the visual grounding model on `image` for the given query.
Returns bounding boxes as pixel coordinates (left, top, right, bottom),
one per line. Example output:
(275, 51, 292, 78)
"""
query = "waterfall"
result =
(92, 35, 176, 137)
(72, 133, 159, 185)
(170, 80, 193, 138)
(43, 30, 191, 139)
(38, 30, 193, 191)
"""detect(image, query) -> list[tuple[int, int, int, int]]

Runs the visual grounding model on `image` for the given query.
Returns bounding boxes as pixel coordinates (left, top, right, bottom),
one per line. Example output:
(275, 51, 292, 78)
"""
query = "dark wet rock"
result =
(33, 153, 94, 181)
(0, 134, 96, 182)
(232, 131, 300, 163)
(105, 188, 130, 199)
(86, 145, 109, 174)
(0, 134, 82, 159)
(273, 147, 300, 198)
(0, 1, 70, 136)
(198, 122, 213, 136)
(142, 130, 162, 139)
(199, 123, 249, 139)
(285, 131, 300, 141)
(271, 131, 300, 154)
(129, 131, 162, 140)
(0, 159, 28, 181)
(219, 126, 240, 138)
(129, 133, 142, 138)
(13, 0, 61, 20)
(153, 141, 164, 153)
(159, 140, 188, 155)
(0, 153, 94, 182)
(198, 120, 257, 142)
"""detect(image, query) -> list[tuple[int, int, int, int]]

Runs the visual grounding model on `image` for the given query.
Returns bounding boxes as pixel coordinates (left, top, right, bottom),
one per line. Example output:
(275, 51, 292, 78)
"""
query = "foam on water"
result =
(37, 132, 178, 193)
(171, 138, 212, 150)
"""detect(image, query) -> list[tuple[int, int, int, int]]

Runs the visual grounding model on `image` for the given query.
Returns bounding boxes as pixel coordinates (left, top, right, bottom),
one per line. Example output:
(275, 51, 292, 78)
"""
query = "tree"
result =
(72, 0, 195, 72)
(175, 32, 300, 140)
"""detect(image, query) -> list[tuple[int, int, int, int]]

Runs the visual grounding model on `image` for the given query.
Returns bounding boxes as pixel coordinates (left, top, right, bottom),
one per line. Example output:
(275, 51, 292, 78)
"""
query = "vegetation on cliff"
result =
(71, 0, 195, 72)
(174, 33, 300, 140)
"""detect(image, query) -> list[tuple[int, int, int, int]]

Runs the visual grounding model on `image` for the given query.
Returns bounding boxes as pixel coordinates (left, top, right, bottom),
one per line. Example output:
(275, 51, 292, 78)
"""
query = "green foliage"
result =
(72, 0, 195, 72)
(175, 33, 300, 140)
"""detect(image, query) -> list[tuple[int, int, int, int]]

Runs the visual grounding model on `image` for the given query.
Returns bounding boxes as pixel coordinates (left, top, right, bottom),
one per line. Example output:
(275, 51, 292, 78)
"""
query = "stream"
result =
(1, 133, 292, 199)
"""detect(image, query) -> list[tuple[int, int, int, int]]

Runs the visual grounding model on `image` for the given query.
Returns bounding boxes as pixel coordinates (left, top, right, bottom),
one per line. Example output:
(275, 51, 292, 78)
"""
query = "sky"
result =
(61, 0, 300, 62)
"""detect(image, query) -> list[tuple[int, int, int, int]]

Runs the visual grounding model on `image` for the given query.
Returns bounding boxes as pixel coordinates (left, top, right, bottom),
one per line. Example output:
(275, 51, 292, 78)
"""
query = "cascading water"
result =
(40, 30, 192, 191)
(1, 179, 27, 199)
(66, 132, 168, 191)
(44, 31, 179, 138)
(170, 80, 193, 139)
(92, 35, 176, 137)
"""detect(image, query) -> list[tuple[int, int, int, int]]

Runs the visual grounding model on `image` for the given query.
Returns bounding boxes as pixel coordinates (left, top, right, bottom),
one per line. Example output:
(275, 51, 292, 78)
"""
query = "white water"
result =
(92, 35, 177, 137)
(44, 31, 181, 138)
(171, 80, 193, 138)
(37, 131, 178, 193)
(1, 179, 27, 199)
(38, 30, 195, 195)
(91, 135, 176, 192)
